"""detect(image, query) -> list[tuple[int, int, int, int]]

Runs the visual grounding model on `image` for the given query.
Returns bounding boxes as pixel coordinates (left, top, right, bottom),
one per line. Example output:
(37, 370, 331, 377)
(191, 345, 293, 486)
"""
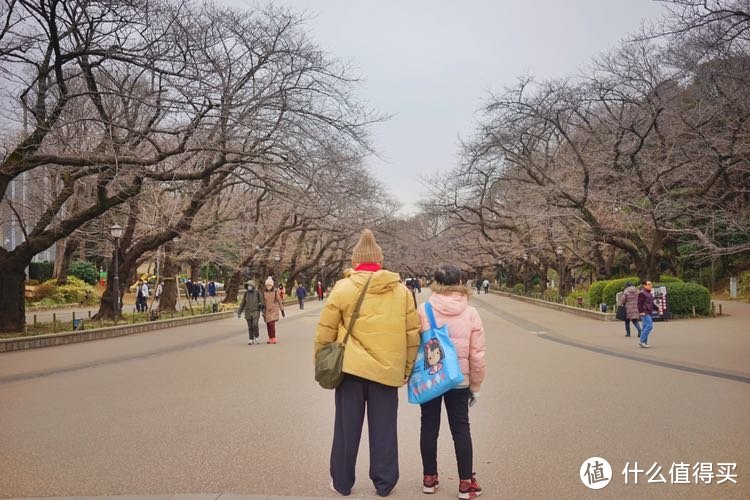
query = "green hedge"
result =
(512, 283, 525, 294)
(28, 261, 54, 282)
(602, 277, 640, 307)
(658, 281, 711, 316)
(590, 278, 710, 316)
(588, 280, 609, 306)
(658, 275, 683, 283)
(69, 260, 99, 285)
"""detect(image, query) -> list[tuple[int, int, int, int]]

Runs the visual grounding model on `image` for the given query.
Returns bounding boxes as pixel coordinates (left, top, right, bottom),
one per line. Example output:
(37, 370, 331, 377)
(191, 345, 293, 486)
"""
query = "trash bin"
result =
(72, 319, 83, 330)
(576, 296, 584, 307)
(600, 303, 608, 313)
(212, 303, 218, 313)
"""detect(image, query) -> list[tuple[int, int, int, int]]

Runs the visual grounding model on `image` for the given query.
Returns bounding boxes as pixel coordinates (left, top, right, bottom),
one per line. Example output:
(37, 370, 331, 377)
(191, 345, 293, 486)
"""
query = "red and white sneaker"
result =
(423, 474, 439, 494)
(458, 473, 482, 499)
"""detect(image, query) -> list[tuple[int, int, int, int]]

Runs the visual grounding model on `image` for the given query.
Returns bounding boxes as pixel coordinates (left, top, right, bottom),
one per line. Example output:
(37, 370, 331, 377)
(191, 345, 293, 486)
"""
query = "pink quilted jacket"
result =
(417, 289, 486, 392)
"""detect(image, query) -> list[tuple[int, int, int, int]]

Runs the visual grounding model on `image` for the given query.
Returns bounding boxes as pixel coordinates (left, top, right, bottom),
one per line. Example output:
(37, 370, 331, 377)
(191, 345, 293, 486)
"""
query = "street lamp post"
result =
(110, 223, 123, 319)
(522, 253, 529, 294)
(274, 255, 281, 282)
(556, 246, 564, 298)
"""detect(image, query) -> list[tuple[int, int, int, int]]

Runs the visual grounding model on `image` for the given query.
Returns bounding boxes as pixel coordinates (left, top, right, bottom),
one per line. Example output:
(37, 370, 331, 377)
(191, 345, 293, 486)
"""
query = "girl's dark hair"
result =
(433, 264, 462, 286)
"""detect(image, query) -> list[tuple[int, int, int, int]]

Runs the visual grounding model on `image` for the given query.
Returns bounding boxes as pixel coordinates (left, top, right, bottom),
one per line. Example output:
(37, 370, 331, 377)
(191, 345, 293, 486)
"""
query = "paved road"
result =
(1, 292, 748, 499)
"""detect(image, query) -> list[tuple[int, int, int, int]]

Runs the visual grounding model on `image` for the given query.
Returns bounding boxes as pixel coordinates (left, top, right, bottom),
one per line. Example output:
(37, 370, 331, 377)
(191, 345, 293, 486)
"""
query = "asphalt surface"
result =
(1, 291, 748, 499)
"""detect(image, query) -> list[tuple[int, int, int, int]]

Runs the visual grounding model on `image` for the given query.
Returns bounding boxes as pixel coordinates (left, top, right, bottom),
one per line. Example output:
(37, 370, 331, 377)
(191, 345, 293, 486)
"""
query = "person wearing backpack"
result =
(315, 229, 420, 497)
(237, 279, 265, 345)
(417, 264, 486, 499)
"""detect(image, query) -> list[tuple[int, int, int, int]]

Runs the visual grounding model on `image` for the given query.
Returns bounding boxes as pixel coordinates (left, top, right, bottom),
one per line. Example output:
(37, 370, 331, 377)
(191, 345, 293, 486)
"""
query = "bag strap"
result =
(342, 275, 373, 346)
(425, 302, 438, 331)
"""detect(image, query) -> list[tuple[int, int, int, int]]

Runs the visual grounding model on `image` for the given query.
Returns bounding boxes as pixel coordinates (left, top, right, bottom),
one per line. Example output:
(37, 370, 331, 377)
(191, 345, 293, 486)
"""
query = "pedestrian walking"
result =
(296, 283, 307, 309)
(316, 281, 325, 301)
(417, 264, 486, 499)
(315, 229, 420, 497)
(278, 283, 285, 300)
(191, 280, 200, 302)
(618, 281, 642, 338)
(482, 278, 489, 294)
(238, 280, 264, 345)
(637, 280, 660, 348)
(155, 281, 163, 301)
(136, 279, 149, 312)
(475, 279, 481, 295)
(262, 277, 285, 344)
(207, 280, 217, 300)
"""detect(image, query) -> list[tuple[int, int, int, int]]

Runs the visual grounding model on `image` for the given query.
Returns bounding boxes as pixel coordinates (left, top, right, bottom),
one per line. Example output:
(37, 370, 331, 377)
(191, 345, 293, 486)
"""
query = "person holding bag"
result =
(417, 264, 486, 499)
(262, 276, 285, 344)
(314, 229, 421, 497)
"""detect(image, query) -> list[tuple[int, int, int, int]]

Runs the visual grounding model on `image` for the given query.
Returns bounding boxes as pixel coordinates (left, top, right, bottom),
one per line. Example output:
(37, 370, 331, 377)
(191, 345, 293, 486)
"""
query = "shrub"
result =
(69, 260, 99, 285)
(512, 283, 525, 294)
(543, 288, 560, 301)
(657, 281, 711, 316)
(50, 276, 97, 305)
(602, 277, 641, 307)
(32, 282, 57, 302)
(565, 290, 588, 307)
(588, 280, 610, 306)
(658, 275, 683, 283)
(28, 261, 54, 282)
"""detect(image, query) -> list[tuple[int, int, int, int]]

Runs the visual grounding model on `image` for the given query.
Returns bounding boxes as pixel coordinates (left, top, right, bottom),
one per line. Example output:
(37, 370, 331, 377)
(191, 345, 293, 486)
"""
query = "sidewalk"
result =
(6, 495, 337, 500)
(475, 294, 750, 381)
(4, 495, 354, 500)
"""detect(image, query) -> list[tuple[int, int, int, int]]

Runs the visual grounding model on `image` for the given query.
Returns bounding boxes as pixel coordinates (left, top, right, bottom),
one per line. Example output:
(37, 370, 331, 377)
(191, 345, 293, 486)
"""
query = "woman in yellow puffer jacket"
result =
(315, 229, 420, 497)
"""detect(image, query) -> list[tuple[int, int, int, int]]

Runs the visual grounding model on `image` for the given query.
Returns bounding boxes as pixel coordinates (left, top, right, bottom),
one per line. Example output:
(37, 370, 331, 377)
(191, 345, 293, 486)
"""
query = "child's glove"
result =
(468, 391, 480, 408)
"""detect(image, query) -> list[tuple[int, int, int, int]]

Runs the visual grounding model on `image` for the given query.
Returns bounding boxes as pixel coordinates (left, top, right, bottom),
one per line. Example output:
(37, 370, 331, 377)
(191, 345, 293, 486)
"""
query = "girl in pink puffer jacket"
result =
(416, 264, 486, 499)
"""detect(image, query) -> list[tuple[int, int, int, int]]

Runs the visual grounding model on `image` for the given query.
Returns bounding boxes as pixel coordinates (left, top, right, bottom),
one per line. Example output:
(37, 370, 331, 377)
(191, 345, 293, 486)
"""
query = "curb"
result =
(0, 311, 235, 353)
(488, 290, 616, 321)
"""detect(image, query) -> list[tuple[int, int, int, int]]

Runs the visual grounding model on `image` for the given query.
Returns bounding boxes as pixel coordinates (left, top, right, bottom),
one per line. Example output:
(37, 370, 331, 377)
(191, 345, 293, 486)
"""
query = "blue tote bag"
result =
(408, 302, 464, 404)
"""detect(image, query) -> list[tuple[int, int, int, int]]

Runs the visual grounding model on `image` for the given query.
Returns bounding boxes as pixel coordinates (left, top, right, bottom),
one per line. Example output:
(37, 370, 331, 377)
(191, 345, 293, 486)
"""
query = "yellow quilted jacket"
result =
(314, 269, 421, 387)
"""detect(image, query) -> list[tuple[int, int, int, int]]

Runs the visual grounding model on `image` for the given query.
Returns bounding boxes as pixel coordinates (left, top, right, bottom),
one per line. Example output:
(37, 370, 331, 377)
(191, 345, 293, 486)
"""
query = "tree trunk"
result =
(158, 247, 178, 312)
(223, 270, 241, 304)
(55, 237, 80, 285)
(189, 259, 200, 281)
(93, 248, 128, 320)
(0, 256, 28, 333)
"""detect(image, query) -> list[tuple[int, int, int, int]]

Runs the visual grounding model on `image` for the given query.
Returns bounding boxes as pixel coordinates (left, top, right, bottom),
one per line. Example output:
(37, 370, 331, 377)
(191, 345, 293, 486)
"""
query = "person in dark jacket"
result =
(618, 282, 642, 338)
(296, 283, 307, 309)
(637, 280, 660, 348)
(238, 280, 264, 345)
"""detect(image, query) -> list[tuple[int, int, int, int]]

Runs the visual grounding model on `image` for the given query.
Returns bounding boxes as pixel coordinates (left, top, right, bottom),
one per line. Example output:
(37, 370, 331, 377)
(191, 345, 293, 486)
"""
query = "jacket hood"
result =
(429, 291, 469, 316)
(625, 285, 639, 294)
(348, 269, 401, 294)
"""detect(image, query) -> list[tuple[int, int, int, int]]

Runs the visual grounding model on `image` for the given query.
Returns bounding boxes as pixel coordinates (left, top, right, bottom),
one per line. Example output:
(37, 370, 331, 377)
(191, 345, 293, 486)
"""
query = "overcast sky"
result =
(226, 0, 667, 214)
